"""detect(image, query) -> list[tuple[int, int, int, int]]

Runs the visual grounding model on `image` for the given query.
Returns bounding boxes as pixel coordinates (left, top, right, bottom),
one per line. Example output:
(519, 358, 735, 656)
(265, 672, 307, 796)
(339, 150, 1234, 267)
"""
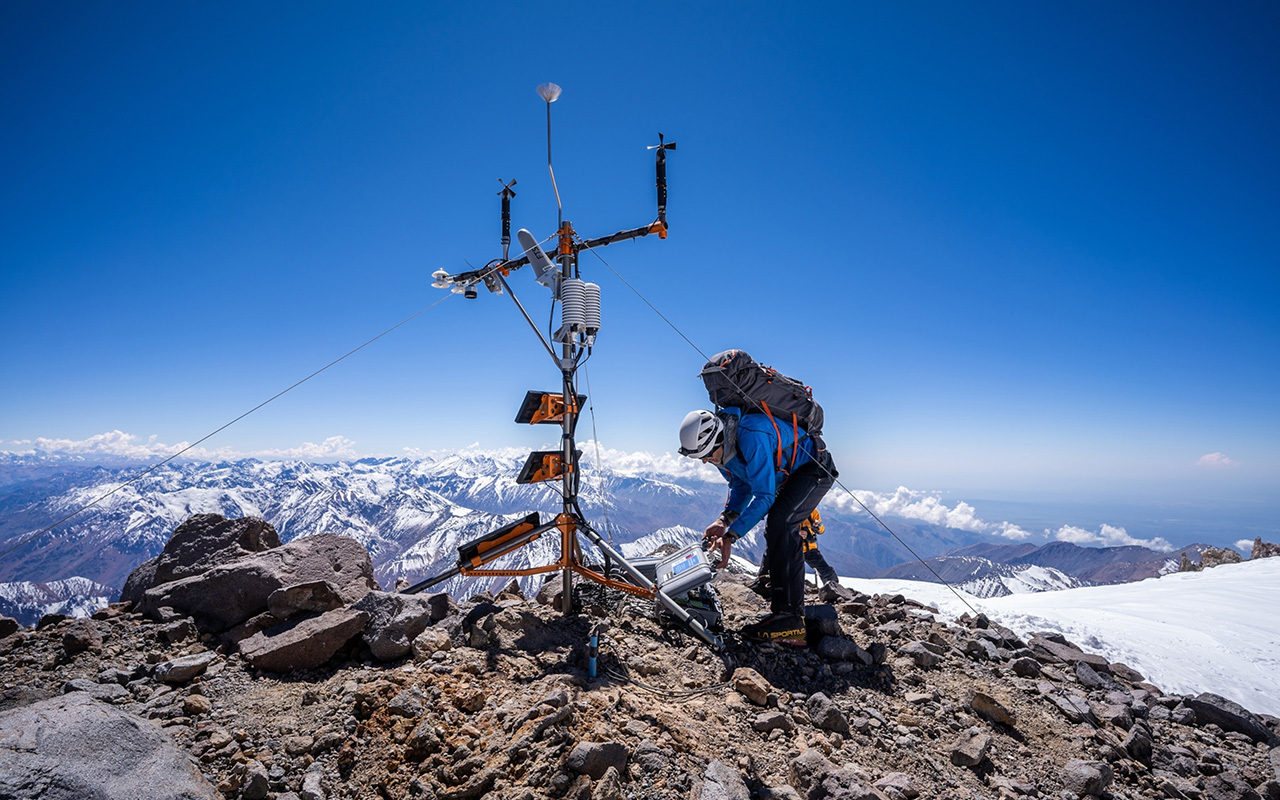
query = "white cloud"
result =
(1196, 452, 1236, 468)
(2, 431, 358, 461)
(14, 431, 182, 459)
(579, 442, 725, 484)
(1050, 523, 1171, 551)
(1236, 539, 1256, 556)
(827, 485, 1031, 540)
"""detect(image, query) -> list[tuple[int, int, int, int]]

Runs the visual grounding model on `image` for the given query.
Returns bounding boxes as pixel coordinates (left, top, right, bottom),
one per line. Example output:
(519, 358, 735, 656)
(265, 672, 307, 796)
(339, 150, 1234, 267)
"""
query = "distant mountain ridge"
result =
(0, 576, 114, 625)
(872, 540, 1222, 597)
(0, 451, 1192, 623)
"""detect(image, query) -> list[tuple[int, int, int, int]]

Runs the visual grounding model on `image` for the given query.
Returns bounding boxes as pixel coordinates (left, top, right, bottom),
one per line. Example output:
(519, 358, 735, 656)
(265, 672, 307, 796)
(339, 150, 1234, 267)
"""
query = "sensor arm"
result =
(438, 218, 666, 290)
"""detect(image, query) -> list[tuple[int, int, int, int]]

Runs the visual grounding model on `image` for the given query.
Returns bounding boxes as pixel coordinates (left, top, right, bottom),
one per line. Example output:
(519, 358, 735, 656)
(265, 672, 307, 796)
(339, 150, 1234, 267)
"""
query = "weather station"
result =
(404, 83, 721, 650)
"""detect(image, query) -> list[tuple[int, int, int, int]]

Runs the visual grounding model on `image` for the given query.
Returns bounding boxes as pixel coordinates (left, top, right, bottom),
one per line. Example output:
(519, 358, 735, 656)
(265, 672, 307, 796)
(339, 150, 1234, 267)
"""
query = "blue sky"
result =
(2, 2, 1278, 511)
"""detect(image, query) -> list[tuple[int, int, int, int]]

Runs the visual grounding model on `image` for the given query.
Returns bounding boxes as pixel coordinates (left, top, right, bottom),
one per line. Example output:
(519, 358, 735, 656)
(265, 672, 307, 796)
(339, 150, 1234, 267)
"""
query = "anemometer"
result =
(410, 84, 720, 649)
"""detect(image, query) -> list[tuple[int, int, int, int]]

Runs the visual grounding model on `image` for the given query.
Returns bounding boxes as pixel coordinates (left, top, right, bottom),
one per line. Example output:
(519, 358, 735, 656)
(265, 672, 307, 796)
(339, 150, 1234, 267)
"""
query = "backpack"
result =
(699, 349, 832, 474)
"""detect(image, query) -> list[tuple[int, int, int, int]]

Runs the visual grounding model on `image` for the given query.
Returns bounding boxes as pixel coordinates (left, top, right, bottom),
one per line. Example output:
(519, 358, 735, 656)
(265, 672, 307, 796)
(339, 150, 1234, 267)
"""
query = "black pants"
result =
(764, 460, 835, 616)
(757, 537, 840, 586)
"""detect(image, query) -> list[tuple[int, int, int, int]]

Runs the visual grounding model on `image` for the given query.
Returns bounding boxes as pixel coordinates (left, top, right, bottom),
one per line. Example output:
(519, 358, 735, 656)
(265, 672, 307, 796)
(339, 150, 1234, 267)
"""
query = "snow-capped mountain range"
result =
(0, 448, 1201, 624)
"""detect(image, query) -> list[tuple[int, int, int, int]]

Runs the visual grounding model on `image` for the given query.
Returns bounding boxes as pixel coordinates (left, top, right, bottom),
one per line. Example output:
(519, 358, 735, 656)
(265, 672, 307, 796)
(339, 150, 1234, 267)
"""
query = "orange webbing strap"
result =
(759, 401, 786, 474)
(789, 413, 799, 472)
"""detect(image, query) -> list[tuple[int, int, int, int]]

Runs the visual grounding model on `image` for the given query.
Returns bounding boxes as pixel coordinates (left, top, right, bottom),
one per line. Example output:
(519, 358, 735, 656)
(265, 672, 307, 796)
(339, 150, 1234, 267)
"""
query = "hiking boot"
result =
(741, 613, 807, 646)
(818, 581, 853, 603)
(748, 576, 771, 599)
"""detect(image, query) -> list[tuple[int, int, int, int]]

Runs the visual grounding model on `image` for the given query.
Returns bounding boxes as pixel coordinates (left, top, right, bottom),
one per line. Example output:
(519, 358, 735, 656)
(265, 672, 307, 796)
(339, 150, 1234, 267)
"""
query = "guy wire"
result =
(582, 246, 985, 620)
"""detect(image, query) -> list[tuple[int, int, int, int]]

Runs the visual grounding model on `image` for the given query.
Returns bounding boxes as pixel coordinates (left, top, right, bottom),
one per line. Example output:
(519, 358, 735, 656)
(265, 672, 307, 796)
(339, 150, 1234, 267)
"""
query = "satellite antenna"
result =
(410, 85, 716, 648)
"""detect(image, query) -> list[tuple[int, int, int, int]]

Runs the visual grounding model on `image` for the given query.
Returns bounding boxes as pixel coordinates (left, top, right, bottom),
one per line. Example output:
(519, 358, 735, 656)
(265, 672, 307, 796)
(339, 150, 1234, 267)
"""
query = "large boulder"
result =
(140, 534, 378, 631)
(351, 591, 444, 661)
(120, 515, 281, 605)
(153, 514, 281, 585)
(1183, 693, 1279, 745)
(239, 607, 370, 672)
(0, 693, 220, 799)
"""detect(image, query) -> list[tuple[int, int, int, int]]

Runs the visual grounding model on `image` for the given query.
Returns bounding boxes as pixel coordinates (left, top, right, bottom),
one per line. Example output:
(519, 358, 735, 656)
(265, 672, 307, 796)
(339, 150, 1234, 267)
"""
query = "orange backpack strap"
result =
(759, 401, 786, 475)
(789, 413, 799, 472)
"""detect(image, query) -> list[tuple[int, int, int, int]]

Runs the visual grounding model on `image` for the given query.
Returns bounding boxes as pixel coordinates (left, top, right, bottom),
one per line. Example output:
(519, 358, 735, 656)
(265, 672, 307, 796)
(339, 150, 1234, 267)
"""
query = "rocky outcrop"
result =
(1201, 546, 1244, 569)
(1252, 537, 1280, 560)
(140, 533, 378, 631)
(0, 693, 220, 799)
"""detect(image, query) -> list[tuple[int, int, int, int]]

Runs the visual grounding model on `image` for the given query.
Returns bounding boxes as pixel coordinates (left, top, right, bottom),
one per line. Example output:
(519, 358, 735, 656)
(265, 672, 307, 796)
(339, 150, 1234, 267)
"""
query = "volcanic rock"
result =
(1201, 546, 1243, 569)
(61, 618, 104, 655)
(565, 740, 628, 779)
(239, 607, 370, 672)
(61, 677, 129, 703)
(967, 689, 1016, 727)
(700, 759, 751, 800)
(153, 651, 219, 683)
(152, 514, 281, 586)
(873, 773, 921, 800)
(266, 580, 347, 620)
(811, 770, 879, 800)
(789, 748, 837, 796)
(1184, 693, 1279, 745)
(352, 591, 441, 661)
(731, 667, 773, 706)
(901, 641, 942, 668)
(118, 556, 159, 605)
(1062, 759, 1113, 797)
(950, 727, 991, 767)
(806, 692, 852, 735)
(815, 636, 873, 664)
(140, 533, 377, 631)
(0, 692, 220, 799)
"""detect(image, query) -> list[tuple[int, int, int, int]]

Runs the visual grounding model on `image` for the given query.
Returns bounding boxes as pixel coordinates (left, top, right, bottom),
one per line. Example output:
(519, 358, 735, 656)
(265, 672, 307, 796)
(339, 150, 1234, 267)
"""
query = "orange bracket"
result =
(532, 393, 578, 424)
(516, 451, 573, 485)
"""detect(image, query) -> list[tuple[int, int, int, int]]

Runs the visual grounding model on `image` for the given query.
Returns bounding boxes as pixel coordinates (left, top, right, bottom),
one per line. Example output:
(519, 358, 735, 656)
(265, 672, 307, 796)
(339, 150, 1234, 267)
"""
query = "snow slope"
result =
(838, 557, 1280, 717)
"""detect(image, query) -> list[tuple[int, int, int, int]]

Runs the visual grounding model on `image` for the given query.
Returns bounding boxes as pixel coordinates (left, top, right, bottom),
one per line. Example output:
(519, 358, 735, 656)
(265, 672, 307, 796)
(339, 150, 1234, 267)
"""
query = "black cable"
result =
(582, 246, 985, 619)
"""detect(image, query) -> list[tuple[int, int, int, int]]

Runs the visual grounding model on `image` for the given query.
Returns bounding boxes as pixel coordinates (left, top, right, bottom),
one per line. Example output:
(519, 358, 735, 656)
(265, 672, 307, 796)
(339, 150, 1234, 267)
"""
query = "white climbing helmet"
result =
(678, 410, 724, 459)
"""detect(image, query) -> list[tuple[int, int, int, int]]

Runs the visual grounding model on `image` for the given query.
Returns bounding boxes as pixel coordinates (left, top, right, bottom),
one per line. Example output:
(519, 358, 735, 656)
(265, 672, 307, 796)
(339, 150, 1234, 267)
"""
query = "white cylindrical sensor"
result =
(561, 278, 587, 329)
(584, 282, 601, 333)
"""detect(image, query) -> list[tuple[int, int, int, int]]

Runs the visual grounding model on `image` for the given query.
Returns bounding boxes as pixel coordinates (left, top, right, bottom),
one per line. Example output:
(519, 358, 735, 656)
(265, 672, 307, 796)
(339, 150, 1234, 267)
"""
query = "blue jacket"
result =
(718, 409, 816, 538)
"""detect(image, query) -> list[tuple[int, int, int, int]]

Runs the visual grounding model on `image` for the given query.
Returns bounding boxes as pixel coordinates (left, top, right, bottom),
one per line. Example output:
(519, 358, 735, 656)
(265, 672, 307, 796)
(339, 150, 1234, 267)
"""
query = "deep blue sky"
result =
(2, 2, 1277, 508)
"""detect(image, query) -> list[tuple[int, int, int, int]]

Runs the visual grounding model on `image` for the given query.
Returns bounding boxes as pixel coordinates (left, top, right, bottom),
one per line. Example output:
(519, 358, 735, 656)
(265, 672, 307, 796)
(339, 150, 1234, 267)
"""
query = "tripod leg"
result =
(576, 523, 722, 649)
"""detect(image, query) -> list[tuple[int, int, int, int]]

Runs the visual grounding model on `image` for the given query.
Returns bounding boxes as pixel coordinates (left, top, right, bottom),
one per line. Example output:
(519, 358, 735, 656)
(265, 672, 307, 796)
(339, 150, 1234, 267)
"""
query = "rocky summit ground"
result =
(2, 515, 1279, 800)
